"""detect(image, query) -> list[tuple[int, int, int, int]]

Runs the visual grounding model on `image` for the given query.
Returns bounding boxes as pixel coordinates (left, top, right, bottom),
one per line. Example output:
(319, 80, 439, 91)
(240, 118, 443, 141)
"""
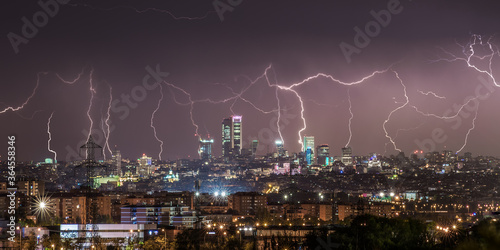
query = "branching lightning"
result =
(151, 85, 165, 160)
(47, 112, 57, 162)
(270, 65, 393, 150)
(103, 85, 113, 159)
(86, 68, 96, 141)
(382, 71, 410, 152)
(456, 103, 479, 154)
(163, 64, 394, 152)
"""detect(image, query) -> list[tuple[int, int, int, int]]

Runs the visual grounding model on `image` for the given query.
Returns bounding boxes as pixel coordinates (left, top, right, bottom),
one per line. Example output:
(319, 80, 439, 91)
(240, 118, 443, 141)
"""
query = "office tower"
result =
(199, 138, 214, 160)
(342, 147, 353, 166)
(138, 154, 153, 177)
(303, 136, 315, 165)
(306, 147, 313, 165)
(112, 149, 122, 176)
(222, 115, 242, 158)
(276, 140, 285, 156)
(251, 140, 259, 156)
(317, 144, 330, 166)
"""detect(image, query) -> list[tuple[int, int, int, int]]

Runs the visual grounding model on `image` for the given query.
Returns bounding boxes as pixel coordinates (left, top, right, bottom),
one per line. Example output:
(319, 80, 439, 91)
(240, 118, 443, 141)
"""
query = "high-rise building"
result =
(251, 140, 259, 156)
(222, 115, 242, 158)
(112, 149, 122, 176)
(275, 140, 285, 156)
(342, 147, 353, 166)
(138, 154, 153, 177)
(306, 148, 313, 165)
(303, 136, 315, 165)
(199, 138, 214, 160)
(317, 144, 330, 166)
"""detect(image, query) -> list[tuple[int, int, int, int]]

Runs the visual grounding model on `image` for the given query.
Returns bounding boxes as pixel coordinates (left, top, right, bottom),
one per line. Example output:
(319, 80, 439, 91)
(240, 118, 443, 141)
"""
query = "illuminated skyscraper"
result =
(303, 136, 315, 165)
(275, 140, 285, 156)
(138, 154, 153, 177)
(222, 115, 242, 158)
(111, 149, 122, 176)
(317, 144, 330, 166)
(342, 147, 353, 166)
(199, 138, 214, 160)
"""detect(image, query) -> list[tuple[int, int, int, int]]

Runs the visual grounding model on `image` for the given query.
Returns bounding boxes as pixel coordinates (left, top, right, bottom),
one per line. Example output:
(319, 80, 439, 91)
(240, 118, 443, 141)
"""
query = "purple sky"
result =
(1, 0, 500, 161)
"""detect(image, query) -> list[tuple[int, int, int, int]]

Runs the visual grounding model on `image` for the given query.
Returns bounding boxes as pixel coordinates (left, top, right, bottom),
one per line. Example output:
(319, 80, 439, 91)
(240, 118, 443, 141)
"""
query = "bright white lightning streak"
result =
(382, 71, 409, 152)
(86, 69, 96, 141)
(345, 89, 353, 147)
(428, 35, 499, 152)
(103, 85, 113, 159)
(417, 90, 446, 99)
(47, 112, 57, 162)
(0, 72, 47, 114)
(456, 103, 479, 154)
(271, 66, 392, 150)
(435, 35, 499, 87)
(275, 87, 284, 145)
(164, 64, 392, 151)
(151, 85, 165, 160)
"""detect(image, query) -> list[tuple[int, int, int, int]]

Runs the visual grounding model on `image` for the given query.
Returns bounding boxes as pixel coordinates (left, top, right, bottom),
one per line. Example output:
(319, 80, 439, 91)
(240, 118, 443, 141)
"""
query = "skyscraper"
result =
(275, 140, 285, 156)
(317, 144, 330, 166)
(251, 140, 259, 156)
(199, 138, 214, 160)
(222, 115, 242, 158)
(111, 149, 122, 176)
(342, 147, 353, 166)
(303, 136, 315, 165)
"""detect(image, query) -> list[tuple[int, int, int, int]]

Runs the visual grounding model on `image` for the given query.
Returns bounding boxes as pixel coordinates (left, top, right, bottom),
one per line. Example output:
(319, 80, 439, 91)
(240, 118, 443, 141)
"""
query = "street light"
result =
(16, 226, 22, 250)
(162, 229, 167, 250)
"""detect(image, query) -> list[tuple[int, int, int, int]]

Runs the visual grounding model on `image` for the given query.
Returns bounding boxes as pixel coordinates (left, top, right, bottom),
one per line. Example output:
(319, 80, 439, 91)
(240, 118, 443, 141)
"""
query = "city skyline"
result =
(2, 0, 500, 161)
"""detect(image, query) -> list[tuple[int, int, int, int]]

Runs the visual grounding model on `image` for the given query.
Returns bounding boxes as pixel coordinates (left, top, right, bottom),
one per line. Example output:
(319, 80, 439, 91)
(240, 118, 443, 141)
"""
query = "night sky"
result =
(2, 0, 500, 162)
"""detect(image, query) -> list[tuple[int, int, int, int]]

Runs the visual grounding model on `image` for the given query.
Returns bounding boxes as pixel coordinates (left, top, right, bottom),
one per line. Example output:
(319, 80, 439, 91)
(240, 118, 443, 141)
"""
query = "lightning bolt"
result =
(418, 34, 499, 153)
(47, 112, 57, 162)
(270, 65, 393, 150)
(164, 64, 394, 152)
(382, 71, 410, 152)
(86, 68, 96, 141)
(456, 103, 479, 154)
(417, 90, 446, 99)
(151, 85, 165, 160)
(0, 72, 47, 114)
(70, 3, 215, 20)
(384, 120, 427, 154)
(435, 34, 499, 86)
(163, 81, 200, 139)
(103, 85, 113, 159)
(345, 89, 354, 147)
(55, 68, 85, 84)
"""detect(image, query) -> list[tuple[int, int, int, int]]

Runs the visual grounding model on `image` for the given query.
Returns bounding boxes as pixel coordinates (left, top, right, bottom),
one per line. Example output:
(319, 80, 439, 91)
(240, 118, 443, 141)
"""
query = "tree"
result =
(456, 219, 500, 250)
